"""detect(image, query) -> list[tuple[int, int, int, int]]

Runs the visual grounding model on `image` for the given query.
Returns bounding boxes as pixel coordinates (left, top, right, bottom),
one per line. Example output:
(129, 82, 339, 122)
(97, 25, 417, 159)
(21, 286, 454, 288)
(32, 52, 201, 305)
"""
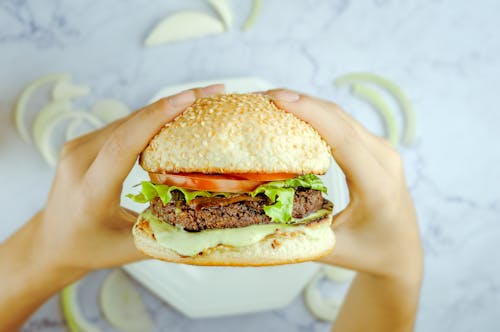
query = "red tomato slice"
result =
(232, 173, 298, 181)
(149, 173, 266, 193)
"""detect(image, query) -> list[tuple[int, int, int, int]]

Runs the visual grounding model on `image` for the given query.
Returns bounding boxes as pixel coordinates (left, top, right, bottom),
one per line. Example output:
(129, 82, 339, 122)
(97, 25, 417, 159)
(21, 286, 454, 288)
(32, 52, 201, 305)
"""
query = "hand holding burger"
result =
(266, 89, 423, 331)
(0, 85, 225, 331)
(266, 89, 422, 280)
(0, 86, 422, 332)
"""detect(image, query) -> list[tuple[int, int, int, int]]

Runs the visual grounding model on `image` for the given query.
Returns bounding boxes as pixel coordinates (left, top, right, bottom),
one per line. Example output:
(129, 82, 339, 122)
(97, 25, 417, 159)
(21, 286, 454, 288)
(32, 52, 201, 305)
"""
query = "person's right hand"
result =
(266, 89, 423, 281)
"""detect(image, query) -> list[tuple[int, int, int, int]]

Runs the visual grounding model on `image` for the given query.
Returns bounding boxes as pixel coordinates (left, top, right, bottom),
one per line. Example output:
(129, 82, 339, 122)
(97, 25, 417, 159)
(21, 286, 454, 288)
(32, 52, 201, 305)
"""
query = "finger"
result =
(67, 84, 225, 166)
(87, 85, 224, 196)
(121, 207, 139, 225)
(107, 227, 149, 264)
(62, 117, 130, 172)
(88, 90, 196, 194)
(319, 99, 381, 143)
(72, 84, 225, 156)
(266, 89, 383, 190)
(118, 210, 149, 262)
(107, 210, 149, 263)
(267, 89, 381, 146)
(193, 83, 225, 97)
(265, 89, 393, 159)
(316, 98, 398, 172)
(69, 117, 128, 150)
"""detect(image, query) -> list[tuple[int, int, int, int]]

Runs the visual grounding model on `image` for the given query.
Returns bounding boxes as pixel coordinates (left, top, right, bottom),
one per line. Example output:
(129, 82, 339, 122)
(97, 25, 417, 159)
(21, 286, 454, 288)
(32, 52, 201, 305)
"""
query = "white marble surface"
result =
(0, 0, 499, 331)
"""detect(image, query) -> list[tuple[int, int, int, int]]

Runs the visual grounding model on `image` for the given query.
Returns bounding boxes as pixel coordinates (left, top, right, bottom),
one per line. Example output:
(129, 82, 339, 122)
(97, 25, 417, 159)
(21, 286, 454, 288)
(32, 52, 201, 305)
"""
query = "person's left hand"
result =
(35, 84, 224, 274)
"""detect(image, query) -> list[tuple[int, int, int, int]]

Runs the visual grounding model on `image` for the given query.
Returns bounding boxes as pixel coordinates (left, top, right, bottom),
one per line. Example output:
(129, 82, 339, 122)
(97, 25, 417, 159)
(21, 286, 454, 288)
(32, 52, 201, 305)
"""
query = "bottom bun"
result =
(132, 212, 335, 266)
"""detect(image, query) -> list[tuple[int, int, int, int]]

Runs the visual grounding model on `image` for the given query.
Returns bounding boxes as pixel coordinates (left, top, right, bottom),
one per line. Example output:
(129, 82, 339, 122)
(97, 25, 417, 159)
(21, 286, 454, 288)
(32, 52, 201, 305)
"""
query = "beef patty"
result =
(150, 188, 332, 232)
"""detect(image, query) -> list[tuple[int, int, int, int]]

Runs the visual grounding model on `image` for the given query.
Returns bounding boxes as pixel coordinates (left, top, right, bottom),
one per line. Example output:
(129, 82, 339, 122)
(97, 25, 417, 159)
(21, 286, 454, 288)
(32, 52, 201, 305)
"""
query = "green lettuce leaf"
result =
(126, 174, 327, 223)
(251, 174, 327, 196)
(250, 174, 327, 222)
(262, 188, 295, 222)
(126, 182, 228, 205)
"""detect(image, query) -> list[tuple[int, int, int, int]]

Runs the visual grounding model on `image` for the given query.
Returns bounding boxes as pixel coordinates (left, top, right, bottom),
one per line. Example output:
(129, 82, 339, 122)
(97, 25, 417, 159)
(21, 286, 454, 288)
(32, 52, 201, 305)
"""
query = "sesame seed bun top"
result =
(140, 93, 331, 174)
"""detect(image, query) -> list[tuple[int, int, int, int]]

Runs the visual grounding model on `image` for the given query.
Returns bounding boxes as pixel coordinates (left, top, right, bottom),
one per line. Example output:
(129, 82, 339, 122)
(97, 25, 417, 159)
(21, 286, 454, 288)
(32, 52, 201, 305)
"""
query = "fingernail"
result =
(202, 83, 225, 94)
(268, 90, 300, 102)
(169, 90, 196, 106)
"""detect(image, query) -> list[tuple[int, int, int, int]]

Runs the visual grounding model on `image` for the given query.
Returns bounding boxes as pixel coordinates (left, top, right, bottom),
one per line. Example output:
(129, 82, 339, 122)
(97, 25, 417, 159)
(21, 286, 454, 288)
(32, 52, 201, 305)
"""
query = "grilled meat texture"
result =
(150, 188, 330, 231)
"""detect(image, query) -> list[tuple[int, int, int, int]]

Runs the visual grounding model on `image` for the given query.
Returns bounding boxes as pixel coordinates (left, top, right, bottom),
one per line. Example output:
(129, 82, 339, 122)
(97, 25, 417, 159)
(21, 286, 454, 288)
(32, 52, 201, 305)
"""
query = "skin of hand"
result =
(266, 89, 423, 332)
(1, 86, 422, 332)
(0, 84, 225, 332)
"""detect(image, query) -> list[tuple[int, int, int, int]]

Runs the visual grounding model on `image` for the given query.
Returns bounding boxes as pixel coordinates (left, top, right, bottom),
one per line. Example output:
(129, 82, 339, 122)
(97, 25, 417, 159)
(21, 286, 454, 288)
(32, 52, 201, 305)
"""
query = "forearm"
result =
(332, 272, 422, 332)
(0, 213, 85, 331)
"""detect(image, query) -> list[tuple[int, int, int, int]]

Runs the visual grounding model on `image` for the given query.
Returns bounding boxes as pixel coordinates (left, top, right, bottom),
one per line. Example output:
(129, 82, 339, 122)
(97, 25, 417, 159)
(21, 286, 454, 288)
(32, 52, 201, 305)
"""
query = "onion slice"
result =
(52, 79, 91, 101)
(40, 112, 101, 166)
(33, 102, 102, 166)
(335, 73, 416, 146)
(100, 269, 154, 332)
(243, 0, 262, 31)
(91, 99, 130, 123)
(32, 100, 73, 164)
(60, 281, 100, 332)
(303, 271, 342, 322)
(65, 114, 104, 141)
(208, 0, 233, 30)
(322, 265, 356, 283)
(65, 119, 84, 141)
(14, 73, 70, 143)
(145, 11, 225, 46)
(350, 83, 399, 146)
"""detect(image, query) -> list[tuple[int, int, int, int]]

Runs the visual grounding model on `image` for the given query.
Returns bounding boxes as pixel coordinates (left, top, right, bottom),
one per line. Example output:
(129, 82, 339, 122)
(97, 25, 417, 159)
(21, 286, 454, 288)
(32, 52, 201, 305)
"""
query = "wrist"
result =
(0, 213, 88, 331)
(381, 236, 424, 286)
(353, 271, 422, 328)
(30, 212, 88, 288)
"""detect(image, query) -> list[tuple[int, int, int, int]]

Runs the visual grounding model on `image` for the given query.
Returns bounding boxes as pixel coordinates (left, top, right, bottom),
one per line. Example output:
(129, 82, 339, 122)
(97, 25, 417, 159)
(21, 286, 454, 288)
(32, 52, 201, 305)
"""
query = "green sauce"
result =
(142, 209, 330, 256)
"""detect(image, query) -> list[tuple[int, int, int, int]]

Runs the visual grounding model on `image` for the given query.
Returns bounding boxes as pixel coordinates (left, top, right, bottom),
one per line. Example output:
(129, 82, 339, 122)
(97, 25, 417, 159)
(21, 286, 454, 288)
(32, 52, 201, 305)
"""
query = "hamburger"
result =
(127, 93, 335, 266)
